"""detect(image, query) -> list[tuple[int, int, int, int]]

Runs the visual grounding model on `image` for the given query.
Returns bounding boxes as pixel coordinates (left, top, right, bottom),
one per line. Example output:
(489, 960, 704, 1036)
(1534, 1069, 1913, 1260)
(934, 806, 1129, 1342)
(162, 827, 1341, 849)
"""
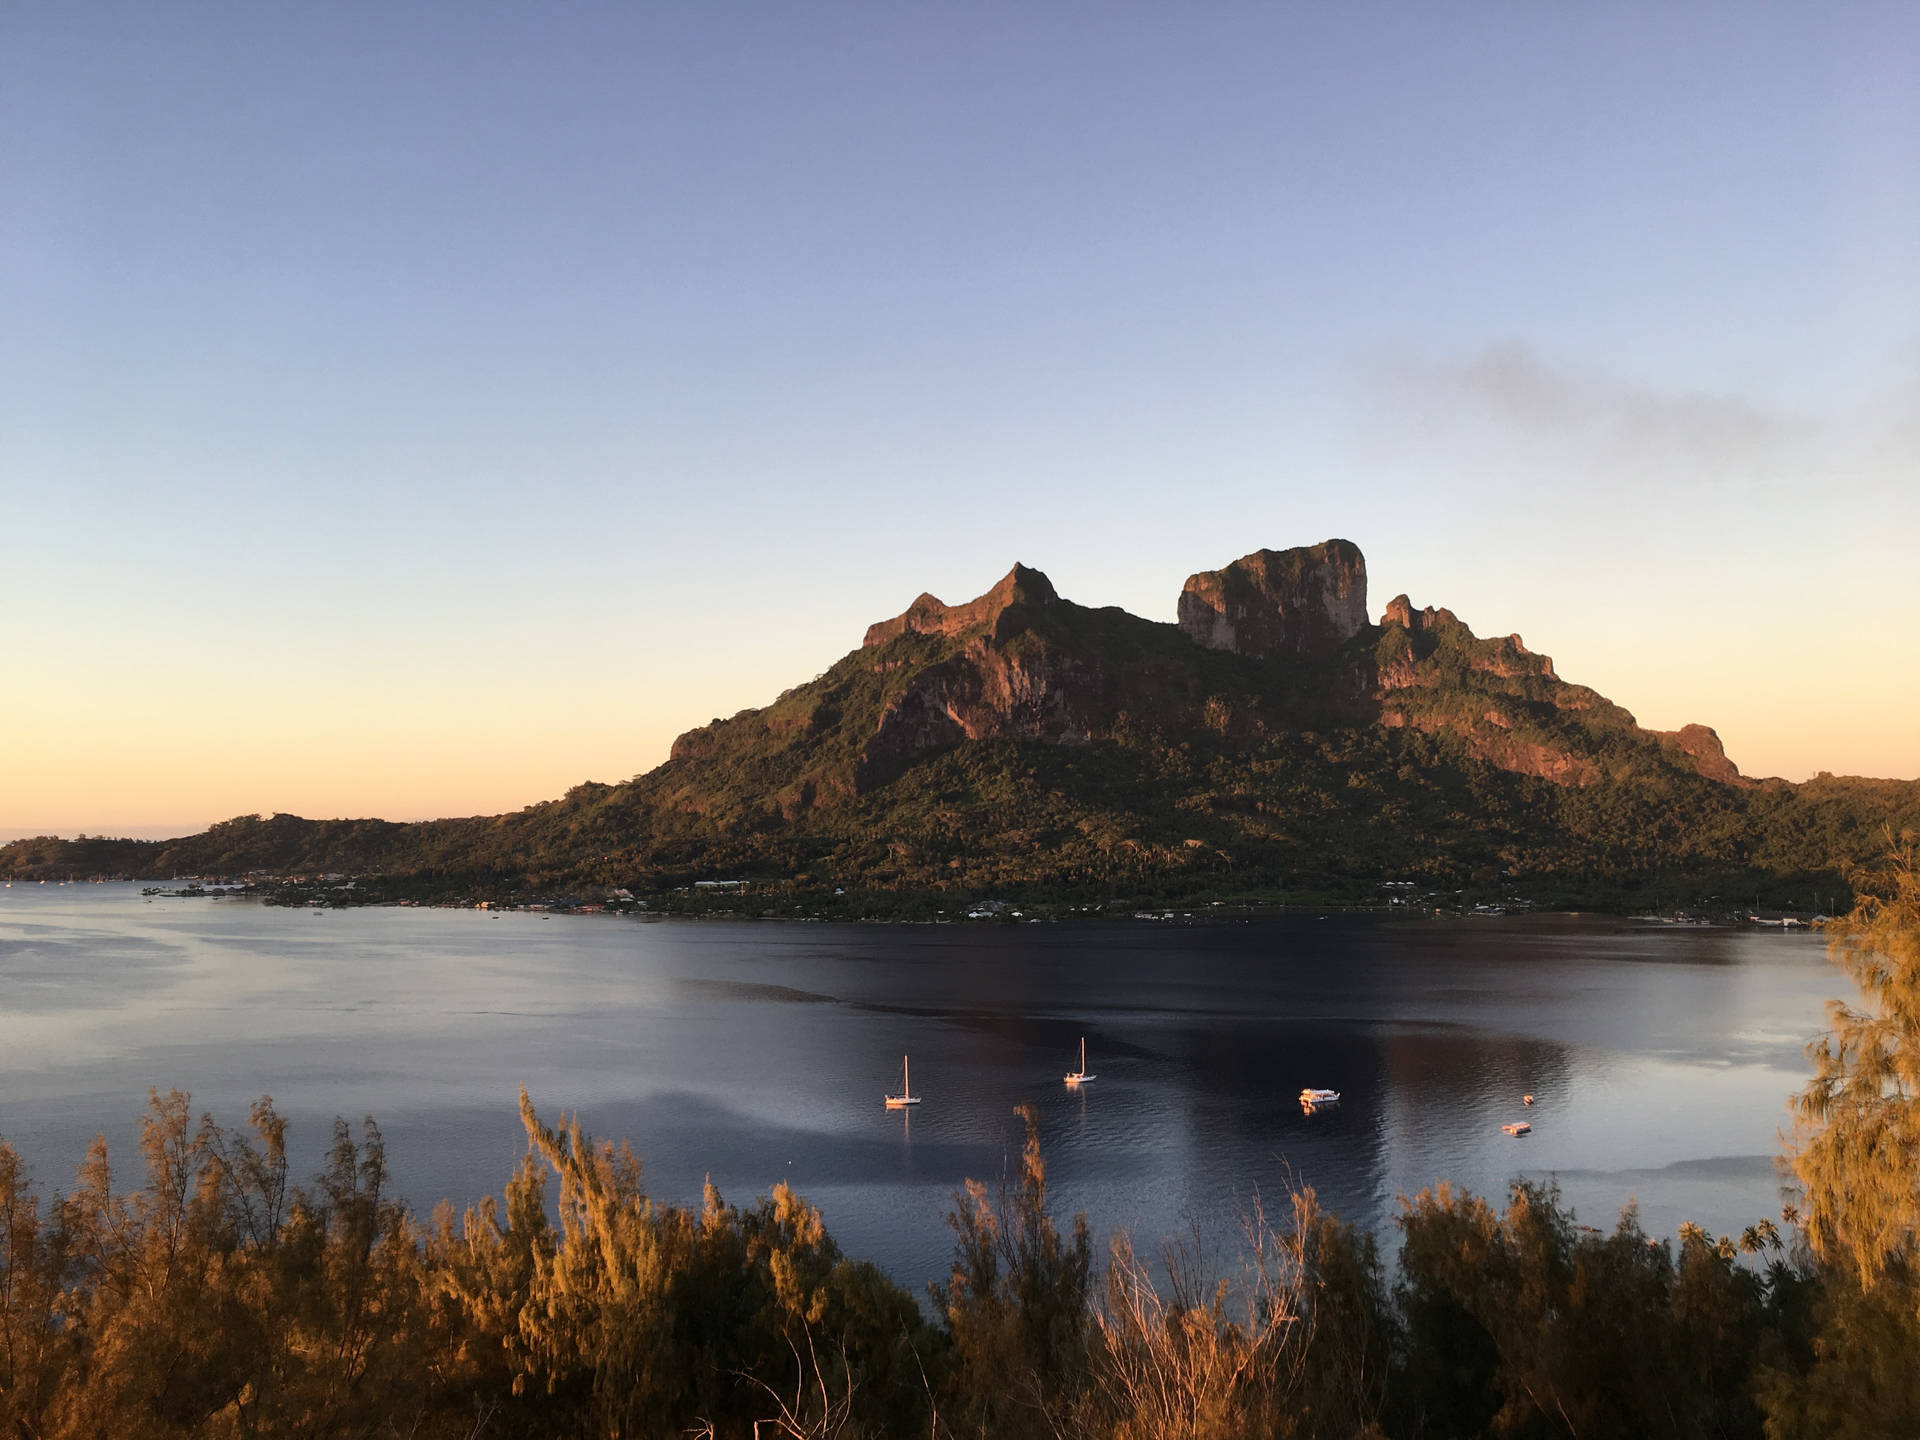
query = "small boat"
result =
(1065, 1036, 1096, 1086)
(1503, 1121, 1532, 1136)
(884, 1055, 920, 1109)
(1522, 1094, 1536, 1106)
(1300, 1088, 1341, 1107)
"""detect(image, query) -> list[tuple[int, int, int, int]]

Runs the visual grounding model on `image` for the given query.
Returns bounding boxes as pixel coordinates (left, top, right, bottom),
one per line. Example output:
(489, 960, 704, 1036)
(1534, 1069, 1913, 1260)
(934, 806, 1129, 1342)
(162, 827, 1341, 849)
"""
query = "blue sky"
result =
(4, 3, 1917, 834)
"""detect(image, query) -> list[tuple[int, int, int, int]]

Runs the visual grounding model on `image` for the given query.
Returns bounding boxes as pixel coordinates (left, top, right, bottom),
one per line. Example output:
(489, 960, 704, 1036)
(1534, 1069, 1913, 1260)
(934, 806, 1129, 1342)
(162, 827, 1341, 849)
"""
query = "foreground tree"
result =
(1789, 841, 1920, 1287)
(1763, 841, 1920, 1438)
(1394, 1182, 1779, 1440)
(936, 1105, 1093, 1439)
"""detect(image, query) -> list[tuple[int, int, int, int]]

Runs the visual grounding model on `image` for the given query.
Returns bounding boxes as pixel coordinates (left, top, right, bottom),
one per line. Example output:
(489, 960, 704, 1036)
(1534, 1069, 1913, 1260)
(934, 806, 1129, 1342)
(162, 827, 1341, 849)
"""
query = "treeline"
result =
(6, 733, 1918, 914)
(0, 1092, 1913, 1439)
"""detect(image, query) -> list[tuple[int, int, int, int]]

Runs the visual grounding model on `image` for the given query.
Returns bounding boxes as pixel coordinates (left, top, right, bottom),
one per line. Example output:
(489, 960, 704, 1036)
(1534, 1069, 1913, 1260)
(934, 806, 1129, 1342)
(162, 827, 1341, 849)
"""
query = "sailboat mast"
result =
(904, 1054, 910, 1095)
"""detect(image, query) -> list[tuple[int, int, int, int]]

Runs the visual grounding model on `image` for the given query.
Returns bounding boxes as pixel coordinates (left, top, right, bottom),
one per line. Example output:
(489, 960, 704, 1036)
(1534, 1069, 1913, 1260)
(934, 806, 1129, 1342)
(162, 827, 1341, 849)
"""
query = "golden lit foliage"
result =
(0, 1080, 1914, 1436)
(1087, 1192, 1321, 1440)
(0, 1090, 944, 1439)
(1790, 840, 1920, 1289)
(935, 1104, 1093, 1438)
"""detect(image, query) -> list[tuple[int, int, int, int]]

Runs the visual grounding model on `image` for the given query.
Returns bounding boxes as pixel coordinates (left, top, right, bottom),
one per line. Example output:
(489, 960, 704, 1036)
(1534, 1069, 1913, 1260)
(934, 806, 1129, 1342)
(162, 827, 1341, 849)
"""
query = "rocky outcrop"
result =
(1378, 594, 1427, 632)
(858, 646, 1101, 786)
(1368, 595, 1606, 785)
(856, 567, 1100, 786)
(1376, 595, 1557, 685)
(1654, 724, 1745, 785)
(1177, 541, 1368, 661)
(1366, 595, 1758, 789)
(863, 564, 1058, 648)
(670, 714, 744, 761)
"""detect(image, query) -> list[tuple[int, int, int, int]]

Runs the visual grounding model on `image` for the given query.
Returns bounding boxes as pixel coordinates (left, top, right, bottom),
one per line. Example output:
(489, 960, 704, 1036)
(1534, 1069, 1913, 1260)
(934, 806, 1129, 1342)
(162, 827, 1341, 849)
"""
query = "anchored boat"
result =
(1065, 1036, 1096, 1086)
(884, 1055, 920, 1109)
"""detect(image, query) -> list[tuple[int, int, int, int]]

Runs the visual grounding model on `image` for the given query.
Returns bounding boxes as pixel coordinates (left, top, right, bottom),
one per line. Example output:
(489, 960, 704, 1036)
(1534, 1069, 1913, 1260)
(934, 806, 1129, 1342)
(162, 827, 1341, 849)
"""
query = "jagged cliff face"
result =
(1653, 723, 1743, 785)
(1177, 541, 1369, 660)
(661, 561, 1193, 814)
(860, 563, 1059, 648)
(1377, 595, 1557, 682)
(855, 564, 1105, 784)
(654, 538, 1747, 823)
(846, 542, 1387, 792)
(1365, 592, 1742, 788)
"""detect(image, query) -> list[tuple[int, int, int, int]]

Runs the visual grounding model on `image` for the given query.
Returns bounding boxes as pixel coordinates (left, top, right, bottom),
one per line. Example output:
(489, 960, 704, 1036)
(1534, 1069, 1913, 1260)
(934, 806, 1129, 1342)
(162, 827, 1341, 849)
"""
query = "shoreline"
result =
(24, 877, 1826, 931)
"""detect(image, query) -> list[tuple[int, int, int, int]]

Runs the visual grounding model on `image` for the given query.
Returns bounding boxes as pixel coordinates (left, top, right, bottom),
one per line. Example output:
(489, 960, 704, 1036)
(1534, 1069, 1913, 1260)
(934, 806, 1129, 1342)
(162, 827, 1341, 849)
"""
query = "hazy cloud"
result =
(1366, 341, 1832, 492)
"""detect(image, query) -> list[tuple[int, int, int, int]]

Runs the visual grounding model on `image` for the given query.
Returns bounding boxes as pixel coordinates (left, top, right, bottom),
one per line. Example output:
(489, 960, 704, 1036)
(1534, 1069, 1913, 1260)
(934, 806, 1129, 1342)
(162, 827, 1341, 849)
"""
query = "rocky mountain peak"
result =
(1379, 595, 1552, 675)
(863, 563, 1059, 649)
(1177, 540, 1369, 661)
(1381, 594, 1456, 633)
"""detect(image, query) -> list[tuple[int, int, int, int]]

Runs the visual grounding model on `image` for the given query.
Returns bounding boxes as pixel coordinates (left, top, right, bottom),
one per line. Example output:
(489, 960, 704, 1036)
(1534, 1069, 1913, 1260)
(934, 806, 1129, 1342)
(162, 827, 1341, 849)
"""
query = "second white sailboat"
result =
(1065, 1036, 1096, 1086)
(885, 1054, 920, 1108)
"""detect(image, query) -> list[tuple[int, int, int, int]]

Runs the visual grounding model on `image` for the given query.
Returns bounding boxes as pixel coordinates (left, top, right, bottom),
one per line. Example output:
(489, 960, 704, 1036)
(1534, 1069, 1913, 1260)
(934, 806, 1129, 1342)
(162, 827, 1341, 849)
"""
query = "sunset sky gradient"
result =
(4, 3, 1917, 838)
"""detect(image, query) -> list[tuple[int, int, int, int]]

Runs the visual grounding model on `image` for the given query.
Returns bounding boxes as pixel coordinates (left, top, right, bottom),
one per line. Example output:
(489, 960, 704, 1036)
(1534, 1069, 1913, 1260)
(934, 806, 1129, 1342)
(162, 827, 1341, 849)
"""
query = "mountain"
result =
(7, 540, 1917, 910)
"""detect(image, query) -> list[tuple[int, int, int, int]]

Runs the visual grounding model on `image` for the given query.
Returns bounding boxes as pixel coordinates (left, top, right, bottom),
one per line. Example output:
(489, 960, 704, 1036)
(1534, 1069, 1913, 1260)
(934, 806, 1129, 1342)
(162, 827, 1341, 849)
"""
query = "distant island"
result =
(8, 540, 1917, 915)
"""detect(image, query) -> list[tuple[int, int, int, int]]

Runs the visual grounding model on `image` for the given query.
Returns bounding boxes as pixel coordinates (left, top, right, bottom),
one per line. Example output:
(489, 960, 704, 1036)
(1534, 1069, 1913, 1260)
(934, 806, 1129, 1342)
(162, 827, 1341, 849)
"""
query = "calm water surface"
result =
(0, 884, 1838, 1288)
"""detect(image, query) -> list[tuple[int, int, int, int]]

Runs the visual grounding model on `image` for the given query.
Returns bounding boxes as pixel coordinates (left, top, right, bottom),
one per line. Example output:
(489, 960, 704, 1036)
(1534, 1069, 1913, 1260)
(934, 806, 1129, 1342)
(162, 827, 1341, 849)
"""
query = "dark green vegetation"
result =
(2, 855, 1916, 1437)
(8, 544, 1917, 911)
(0, 1114, 1867, 1440)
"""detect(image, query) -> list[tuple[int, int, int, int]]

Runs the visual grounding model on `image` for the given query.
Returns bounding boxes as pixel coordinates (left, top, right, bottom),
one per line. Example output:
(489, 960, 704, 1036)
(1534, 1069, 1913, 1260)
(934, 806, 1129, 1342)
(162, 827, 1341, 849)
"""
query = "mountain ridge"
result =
(7, 539, 1916, 909)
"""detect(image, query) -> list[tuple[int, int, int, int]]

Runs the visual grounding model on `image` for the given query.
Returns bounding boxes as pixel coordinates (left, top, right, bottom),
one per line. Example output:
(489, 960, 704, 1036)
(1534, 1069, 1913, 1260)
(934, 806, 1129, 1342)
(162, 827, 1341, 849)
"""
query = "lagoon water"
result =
(0, 883, 1837, 1289)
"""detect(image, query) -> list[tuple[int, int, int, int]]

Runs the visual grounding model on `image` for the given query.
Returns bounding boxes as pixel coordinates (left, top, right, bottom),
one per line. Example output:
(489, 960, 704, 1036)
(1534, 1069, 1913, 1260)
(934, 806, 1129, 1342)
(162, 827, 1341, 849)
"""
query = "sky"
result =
(4, 2, 1917, 839)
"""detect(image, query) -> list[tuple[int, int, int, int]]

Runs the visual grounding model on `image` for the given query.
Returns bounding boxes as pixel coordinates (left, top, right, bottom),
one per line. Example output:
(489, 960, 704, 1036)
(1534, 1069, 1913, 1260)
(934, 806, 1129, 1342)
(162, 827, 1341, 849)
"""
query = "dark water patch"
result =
(1524, 1152, 1782, 1186)
(676, 978, 840, 1005)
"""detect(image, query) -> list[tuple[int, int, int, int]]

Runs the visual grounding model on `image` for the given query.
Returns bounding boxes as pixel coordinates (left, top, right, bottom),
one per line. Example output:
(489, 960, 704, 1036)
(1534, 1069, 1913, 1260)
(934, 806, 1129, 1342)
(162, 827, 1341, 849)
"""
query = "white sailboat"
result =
(884, 1055, 920, 1108)
(1064, 1036, 1096, 1086)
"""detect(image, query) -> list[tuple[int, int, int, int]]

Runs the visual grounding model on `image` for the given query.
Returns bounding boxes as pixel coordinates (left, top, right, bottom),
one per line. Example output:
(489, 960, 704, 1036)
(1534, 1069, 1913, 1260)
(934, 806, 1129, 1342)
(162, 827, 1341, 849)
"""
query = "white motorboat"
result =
(884, 1055, 920, 1109)
(1300, 1088, 1340, 1107)
(1065, 1036, 1096, 1086)
(1503, 1121, 1532, 1136)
